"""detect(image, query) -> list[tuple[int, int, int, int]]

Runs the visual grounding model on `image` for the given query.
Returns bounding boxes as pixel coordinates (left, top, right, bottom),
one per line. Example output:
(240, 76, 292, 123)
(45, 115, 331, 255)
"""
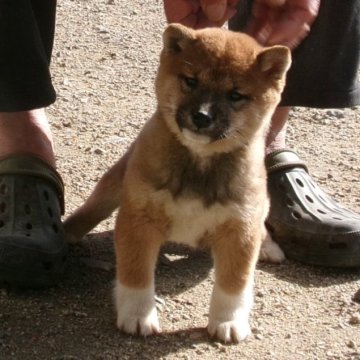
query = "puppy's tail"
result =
(64, 144, 134, 243)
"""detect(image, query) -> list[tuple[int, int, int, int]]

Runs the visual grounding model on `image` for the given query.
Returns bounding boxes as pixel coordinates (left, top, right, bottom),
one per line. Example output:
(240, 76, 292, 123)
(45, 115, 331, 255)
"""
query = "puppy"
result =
(64, 24, 290, 343)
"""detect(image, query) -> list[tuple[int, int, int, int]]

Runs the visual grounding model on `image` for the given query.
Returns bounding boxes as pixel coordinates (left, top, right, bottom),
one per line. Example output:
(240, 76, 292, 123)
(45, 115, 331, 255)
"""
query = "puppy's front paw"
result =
(208, 318, 251, 343)
(208, 284, 253, 343)
(259, 233, 285, 263)
(114, 282, 161, 336)
(117, 306, 160, 336)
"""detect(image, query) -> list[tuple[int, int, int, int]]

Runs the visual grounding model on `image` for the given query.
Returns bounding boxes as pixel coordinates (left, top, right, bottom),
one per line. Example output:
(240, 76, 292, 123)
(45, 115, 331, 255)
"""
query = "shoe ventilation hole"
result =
(48, 207, 53, 218)
(0, 220, 4, 228)
(317, 209, 326, 215)
(0, 202, 6, 213)
(333, 217, 343, 221)
(52, 224, 59, 233)
(305, 195, 314, 203)
(292, 211, 302, 219)
(26, 223, 32, 230)
(0, 184, 7, 195)
(26, 233, 31, 237)
(295, 178, 304, 187)
(44, 190, 49, 201)
(24, 204, 31, 214)
(329, 242, 347, 250)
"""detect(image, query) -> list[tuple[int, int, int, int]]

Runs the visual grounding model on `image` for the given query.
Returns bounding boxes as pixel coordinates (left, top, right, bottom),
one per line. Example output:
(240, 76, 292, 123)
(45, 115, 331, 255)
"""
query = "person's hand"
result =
(247, 0, 321, 49)
(163, 0, 239, 29)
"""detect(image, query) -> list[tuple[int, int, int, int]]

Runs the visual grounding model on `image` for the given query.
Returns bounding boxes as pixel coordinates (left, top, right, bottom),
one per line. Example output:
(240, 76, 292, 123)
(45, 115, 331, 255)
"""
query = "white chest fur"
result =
(162, 194, 239, 247)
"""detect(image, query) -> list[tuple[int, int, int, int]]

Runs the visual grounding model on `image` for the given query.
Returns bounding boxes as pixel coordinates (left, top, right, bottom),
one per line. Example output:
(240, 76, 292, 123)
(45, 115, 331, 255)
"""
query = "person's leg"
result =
(0, 0, 66, 287)
(0, 0, 56, 111)
(265, 107, 289, 155)
(230, 0, 360, 267)
(0, 0, 57, 166)
(0, 109, 55, 166)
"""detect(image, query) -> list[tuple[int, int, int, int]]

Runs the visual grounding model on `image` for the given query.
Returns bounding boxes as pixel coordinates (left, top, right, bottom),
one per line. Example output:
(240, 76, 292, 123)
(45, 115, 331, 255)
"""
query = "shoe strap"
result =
(265, 149, 308, 174)
(0, 155, 65, 214)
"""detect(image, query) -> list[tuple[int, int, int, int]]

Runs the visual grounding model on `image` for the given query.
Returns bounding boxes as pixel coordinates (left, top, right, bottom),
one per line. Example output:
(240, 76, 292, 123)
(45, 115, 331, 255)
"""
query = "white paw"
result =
(114, 282, 160, 336)
(259, 233, 285, 263)
(208, 284, 253, 343)
(117, 305, 160, 336)
(208, 318, 251, 343)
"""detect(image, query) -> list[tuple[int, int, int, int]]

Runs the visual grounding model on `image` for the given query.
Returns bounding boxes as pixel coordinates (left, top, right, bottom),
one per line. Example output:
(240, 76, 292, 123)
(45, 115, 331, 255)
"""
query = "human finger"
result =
(163, 0, 200, 23)
(194, 5, 238, 28)
(199, 0, 228, 22)
(266, 16, 311, 48)
(248, 0, 320, 48)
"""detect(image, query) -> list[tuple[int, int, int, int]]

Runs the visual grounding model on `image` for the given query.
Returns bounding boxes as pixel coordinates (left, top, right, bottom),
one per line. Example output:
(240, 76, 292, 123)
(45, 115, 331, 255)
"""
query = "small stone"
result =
(347, 340, 356, 349)
(349, 314, 360, 325)
(96, 26, 109, 34)
(93, 148, 105, 155)
(326, 109, 345, 119)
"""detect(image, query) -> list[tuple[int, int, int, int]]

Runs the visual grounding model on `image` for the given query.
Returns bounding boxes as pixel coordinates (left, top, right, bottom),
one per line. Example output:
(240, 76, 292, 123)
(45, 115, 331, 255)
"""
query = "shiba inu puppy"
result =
(64, 24, 290, 343)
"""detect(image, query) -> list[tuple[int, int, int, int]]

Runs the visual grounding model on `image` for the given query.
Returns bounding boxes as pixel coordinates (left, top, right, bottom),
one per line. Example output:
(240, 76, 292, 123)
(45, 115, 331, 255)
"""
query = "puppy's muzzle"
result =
(192, 110, 213, 129)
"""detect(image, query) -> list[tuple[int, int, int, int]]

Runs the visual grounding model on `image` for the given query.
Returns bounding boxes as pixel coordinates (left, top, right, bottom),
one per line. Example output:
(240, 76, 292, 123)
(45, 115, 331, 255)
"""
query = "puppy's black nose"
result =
(192, 111, 213, 129)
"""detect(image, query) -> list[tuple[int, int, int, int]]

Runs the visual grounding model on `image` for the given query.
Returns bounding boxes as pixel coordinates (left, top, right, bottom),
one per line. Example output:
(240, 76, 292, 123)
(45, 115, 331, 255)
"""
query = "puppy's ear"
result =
(256, 46, 291, 80)
(163, 23, 196, 53)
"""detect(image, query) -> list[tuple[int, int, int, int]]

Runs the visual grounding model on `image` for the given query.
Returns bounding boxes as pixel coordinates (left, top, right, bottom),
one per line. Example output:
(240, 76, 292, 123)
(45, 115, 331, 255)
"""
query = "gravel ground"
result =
(1, 1, 359, 359)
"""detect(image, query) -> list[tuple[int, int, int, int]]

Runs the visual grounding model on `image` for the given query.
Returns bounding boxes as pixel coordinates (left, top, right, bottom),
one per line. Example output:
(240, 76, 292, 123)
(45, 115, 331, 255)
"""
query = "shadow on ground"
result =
(1, 231, 359, 359)
(0, 231, 216, 359)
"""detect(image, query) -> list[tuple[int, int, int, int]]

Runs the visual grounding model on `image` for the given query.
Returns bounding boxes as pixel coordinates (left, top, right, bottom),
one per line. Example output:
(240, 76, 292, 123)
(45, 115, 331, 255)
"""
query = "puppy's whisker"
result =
(182, 60, 193, 67)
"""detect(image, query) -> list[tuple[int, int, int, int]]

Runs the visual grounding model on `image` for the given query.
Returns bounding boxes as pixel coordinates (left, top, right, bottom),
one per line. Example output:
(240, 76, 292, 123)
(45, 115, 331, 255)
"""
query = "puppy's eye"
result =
(182, 76, 198, 89)
(228, 91, 250, 102)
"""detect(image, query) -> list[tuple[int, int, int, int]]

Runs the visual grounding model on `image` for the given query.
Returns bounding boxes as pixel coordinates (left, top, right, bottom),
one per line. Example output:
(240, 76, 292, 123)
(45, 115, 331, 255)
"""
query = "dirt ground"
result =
(1, 1, 360, 359)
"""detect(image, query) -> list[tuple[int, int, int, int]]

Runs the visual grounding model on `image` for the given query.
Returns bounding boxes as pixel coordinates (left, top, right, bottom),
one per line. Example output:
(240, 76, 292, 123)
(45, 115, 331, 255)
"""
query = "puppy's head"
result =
(156, 24, 291, 153)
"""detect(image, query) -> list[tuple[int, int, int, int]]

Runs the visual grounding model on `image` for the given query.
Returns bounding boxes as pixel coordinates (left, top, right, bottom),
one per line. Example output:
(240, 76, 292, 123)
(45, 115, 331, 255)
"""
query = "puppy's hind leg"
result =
(259, 228, 285, 264)
(64, 145, 133, 243)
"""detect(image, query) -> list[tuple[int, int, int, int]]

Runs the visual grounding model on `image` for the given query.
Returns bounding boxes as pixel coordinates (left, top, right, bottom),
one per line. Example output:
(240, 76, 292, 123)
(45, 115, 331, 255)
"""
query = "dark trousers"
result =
(0, 0, 56, 112)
